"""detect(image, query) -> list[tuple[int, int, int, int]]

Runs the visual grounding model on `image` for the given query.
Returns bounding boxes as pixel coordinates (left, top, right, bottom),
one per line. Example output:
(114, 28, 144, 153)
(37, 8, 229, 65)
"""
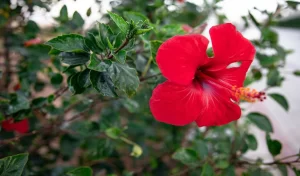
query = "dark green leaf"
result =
(201, 163, 214, 176)
(98, 23, 114, 48)
(68, 73, 85, 95)
(89, 70, 117, 97)
(51, 73, 63, 86)
(67, 167, 92, 176)
(261, 28, 278, 45)
(60, 134, 80, 158)
(59, 52, 90, 65)
(266, 134, 282, 156)
(88, 53, 112, 72)
(58, 5, 68, 22)
(78, 69, 91, 88)
(246, 134, 258, 150)
(278, 164, 288, 176)
(123, 11, 148, 23)
(113, 50, 127, 64)
(269, 93, 289, 111)
(0, 153, 29, 176)
(86, 7, 92, 17)
(256, 53, 280, 67)
(248, 11, 260, 27)
(46, 34, 88, 53)
(84, 33, 103, 54)
(247, 112, 273, 133)
(267, 69, 282, 87)
(108, 11, 128, 33)
(31, 97, 47, 108)
(108, 63, 140, 96)
(293, 70, 300, 76)
(194, 140, 208, 159)
(7, 94, 30, 115)
(286, 1, 300, 10)
(172, 148, 199, 167)
(71, 11, 84, 29)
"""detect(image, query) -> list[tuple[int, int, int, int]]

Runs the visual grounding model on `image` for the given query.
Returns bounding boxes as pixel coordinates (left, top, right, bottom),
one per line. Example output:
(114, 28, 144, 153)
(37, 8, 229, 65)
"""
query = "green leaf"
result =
(60, 134, 80, 158)
(58, 5, 68, 22)
(31, 97, 47, 108)
(266, 134, 282, 156)
(86, 7, 92, 17)
(78, 69, 91, 88)
(59, 52, 90, 65)
(286, 1, 300, 10)
(105, 127, 122, 139)
(201, 163, 214, 176)
(261, 28, 278, 45)
(0, 153, 29, 176)
(84, 33, 103, 54)
(89, 70, 117, 97)
(245, 134, 258, 150)
(172, 148, 199, 167)
(108, 63, 140, 96)
(108, 11, 128, 33)
(51, 73, 63, 86)
(123, 11, 148, 23)
(88, 53, 112, 72)
(67, 167, 93, 176)
(248, 11, 260, 27)
(150, 40, 163, 62)
(247, 112, 273, 133)
(46, 34, 88, 53)
(7, 94, 30, 115)
(293, 70, 300, 76)
(278, 164, 288, 176)
(268, 93, 289, 111)
(68, 73, 85, 95)
(98, 23, 114, 48)
(113, 50, 127, 64)
(193, 140, 208, 159)
(267, 69, 282, 87)
(256, 53, 280, 67)
(71, 11, 84, 29)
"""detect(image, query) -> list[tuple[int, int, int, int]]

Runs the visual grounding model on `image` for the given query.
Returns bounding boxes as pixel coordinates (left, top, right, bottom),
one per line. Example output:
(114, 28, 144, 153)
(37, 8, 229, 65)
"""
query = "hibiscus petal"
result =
(156, 34, 209, 85)
(1, 119, 15, 131)
(195, 78, 241, 127)
(150, 81, 203, 126)
(12, 119, 29, 134)
(204, 23, 255, 87)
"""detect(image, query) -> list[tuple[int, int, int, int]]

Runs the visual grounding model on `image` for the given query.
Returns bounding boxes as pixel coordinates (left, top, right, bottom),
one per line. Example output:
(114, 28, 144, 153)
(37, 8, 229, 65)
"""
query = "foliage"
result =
(0, 0, 300, 175)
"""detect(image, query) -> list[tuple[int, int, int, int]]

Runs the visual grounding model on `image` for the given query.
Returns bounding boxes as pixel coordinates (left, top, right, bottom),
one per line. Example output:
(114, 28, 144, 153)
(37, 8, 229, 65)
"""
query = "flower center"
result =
(195, 70, 266, 103)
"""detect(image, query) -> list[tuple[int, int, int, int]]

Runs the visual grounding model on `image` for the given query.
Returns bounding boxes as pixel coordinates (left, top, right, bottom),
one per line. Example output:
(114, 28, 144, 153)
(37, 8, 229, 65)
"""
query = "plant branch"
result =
(107, 39, 129, 59)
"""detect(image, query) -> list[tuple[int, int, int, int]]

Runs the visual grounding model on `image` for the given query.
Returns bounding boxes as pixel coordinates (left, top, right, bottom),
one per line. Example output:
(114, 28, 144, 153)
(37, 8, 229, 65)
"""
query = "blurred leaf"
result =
(78, 69, 91, 88)
(121, 98, 139, 113)
(98, 23, 114, 48)
(150, 40, 163, 62)
(88, 53, 112, 72)
(86, 7, 92, 17)
(278, 164, 288, 176)
(261, 28, 278, 45)
(113, 50, 127, 64)
(46, 34, 88, 53)
(71, 11, 84, 29)
(108, 11, 128, 33)
(59, 52, 90, 65)
(249, 168, 272, 176)
(269, 93, 289, 111)
(0, 153, 29, 176)
(201, 163, 214, 176)
(105, 127, 122, 139)
(248, 11, 260, 27)
(7, 94, 30, 115)
(247, 112, 273, 133)
(224, 166, 235, 176)
(68, 121, 100, 138)
(245, 134, 258, 150)
(286, 1, 300, 9)
(67, 167, 92, 176)
(172, 148, 199, 167)
(266, 134, 282, 156)
(90, 70, 117, 97)
(293, 70, 300, 76)
(267, 69, 282, 87)
(123, 11, 148, 23)
(108, 62, 140, 96)
(60, 134, 80, 159)
(31, 97, 47, 108)
(256, 53, 280, 67)
(51, 73, 63, 86)
(58, 5, 68, 22)
(193, 140, 208, 159)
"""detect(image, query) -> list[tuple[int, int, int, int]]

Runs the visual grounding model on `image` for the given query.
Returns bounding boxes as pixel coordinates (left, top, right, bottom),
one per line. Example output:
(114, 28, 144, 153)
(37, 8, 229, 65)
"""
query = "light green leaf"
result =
(108, 63, 139, 96)
(247, 112, 273, 133)
(269, 93, 289, 111)
(105, 127, 122, 139)
(172, 148, 199, 167)
(46, 34, 88, 53)
(108, 11, 128, 33)
(0, 153, 29, 176)
(67, 167, 93, 176)
(89, 70, 117, 97)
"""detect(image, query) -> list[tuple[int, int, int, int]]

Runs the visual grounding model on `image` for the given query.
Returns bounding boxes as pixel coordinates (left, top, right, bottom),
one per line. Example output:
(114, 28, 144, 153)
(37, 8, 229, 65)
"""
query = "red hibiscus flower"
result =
(1, 118, 29, 134)
(150, 23, 264, 127)
(24, 38, 42, 47)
